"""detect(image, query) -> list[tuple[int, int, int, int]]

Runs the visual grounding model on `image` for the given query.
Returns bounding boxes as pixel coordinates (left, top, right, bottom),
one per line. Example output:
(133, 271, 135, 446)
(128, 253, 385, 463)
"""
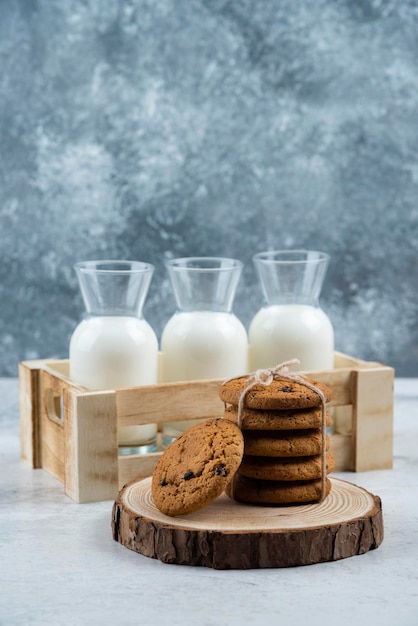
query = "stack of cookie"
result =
(219, 374, 334, 505)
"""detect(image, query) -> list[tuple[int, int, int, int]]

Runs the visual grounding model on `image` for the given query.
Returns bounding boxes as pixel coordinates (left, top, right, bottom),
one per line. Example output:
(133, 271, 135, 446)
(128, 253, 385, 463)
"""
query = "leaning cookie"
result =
(219, 375, 331, 410)
(226, 475, 332, 505)
(151, 418, 244, 516)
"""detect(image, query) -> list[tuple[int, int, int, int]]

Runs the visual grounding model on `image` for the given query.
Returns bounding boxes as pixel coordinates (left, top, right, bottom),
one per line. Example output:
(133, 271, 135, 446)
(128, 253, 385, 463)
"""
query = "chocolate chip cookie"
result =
(219, 375, 331, 410)
(151, 418, 244, 516)
(223, 405, 332, 431)
(238, 453, 335, 481)
(227, 475, 332, 505)
(243, 428, 329, 457)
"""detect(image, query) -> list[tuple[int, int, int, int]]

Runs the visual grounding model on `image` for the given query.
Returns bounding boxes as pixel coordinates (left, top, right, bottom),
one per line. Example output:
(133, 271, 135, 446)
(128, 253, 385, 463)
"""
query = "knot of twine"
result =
(228, 359, 328, 503)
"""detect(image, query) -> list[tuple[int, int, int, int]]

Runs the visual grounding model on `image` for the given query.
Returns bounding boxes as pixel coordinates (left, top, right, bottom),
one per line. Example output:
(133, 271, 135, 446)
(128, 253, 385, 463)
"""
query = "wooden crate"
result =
(19, 352, 394, 504)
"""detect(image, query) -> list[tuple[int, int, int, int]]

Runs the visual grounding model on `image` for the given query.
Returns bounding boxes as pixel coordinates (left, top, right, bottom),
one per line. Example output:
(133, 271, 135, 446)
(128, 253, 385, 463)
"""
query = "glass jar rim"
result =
(165, 256, 243, 272)
(74, 260, 154, 274)
(253, 250, 330, 264)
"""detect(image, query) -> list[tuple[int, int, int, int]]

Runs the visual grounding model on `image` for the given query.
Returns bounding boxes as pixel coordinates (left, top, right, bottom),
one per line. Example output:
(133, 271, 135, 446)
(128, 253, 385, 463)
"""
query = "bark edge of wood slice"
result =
(111, 477, 383, 570)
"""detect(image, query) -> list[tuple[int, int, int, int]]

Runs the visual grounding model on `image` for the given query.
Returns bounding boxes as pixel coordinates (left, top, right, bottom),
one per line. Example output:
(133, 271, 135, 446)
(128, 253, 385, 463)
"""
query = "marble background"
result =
(0, 0, 417, 377)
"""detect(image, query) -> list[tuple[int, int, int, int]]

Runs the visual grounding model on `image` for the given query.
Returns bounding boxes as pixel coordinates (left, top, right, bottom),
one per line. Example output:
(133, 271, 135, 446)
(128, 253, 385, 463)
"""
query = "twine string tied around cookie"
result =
(229, 359, 328, 503)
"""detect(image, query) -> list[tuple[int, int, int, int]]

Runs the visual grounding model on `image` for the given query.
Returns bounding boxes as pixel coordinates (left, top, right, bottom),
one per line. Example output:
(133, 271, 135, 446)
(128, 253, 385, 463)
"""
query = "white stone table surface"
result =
(0, 377, 417, 626)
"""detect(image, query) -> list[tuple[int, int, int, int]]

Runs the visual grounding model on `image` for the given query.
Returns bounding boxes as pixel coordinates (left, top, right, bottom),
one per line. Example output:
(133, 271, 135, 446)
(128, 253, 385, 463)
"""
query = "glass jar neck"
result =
(253, 250, 330, 307)
(75, 260, 154, 318)
(166, 257, 242, 313)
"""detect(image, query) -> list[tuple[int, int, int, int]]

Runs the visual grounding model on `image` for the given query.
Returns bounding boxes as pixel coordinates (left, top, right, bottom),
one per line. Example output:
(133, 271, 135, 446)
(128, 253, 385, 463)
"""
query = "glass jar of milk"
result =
(69, 260, 159, 455)
(161, 257, 248, 447)
(249, 250, 334, 372)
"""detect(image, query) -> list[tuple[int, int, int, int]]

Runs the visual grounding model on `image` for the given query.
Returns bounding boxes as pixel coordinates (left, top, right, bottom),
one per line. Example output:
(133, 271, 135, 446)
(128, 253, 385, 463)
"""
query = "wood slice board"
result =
(112, 477, 383, 570)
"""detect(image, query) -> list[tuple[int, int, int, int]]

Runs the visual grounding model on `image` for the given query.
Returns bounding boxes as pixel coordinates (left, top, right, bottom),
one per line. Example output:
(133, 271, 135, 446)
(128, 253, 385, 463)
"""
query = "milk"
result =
(161, 310, 248, 440)
(69, 316, 158, 449)
(249, 304, 334, 371)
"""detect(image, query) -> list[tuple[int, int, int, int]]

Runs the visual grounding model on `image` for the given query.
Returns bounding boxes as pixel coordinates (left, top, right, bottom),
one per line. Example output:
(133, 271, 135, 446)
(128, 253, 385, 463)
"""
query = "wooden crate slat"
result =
(64, 389, 119, 503)
(352, 366, 394, 471)
(333, 351, 382, 369)
(329, 433, 354, 472)
(39, 369, 67, 483)
(18, 361, 43, 468)
(116, 379, 224, 426)
(118, 452, 161, 489)
(42, 360, 71, 378)
(303, 368, 353, 406)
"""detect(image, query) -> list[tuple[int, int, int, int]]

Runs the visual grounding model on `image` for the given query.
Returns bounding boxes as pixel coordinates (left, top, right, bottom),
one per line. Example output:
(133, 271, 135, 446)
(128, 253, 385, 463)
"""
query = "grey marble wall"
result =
(0, 0, 417, 376)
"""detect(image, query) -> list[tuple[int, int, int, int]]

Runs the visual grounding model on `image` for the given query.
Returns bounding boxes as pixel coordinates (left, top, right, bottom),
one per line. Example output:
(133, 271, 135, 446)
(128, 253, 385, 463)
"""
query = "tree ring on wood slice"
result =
(112, 477, 383, 570)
